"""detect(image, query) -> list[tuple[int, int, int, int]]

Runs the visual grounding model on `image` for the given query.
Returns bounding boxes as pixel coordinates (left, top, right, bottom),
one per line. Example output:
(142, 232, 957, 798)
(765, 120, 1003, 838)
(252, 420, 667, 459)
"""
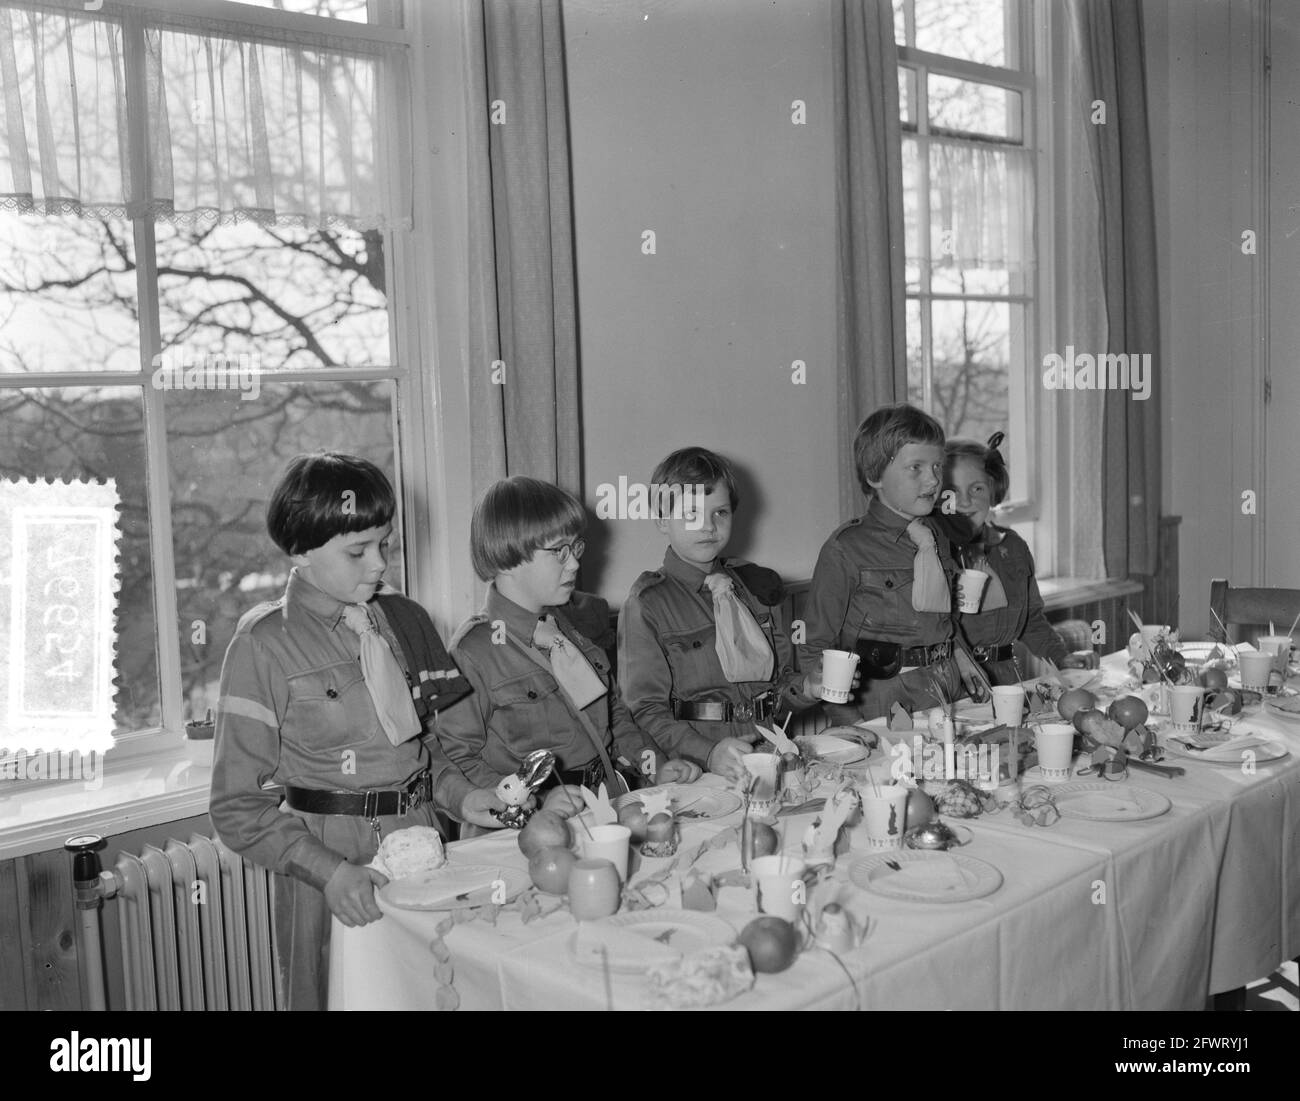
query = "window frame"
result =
(0, 0, 434, 758)
(896, 0, 1058, 569)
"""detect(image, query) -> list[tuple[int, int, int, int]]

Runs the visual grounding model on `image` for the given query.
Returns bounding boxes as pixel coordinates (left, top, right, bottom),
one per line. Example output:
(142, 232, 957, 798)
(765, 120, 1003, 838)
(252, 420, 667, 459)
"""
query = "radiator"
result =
(102, 835, 282, 1011)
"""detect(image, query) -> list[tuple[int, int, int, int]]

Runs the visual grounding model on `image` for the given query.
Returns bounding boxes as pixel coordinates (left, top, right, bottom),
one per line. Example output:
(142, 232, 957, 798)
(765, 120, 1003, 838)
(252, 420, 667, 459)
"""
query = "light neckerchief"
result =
(340, 603, 423, 745)
(533, 614, 607, 709)
(702, 571, 775, 682)
(904, 519, 952, 613)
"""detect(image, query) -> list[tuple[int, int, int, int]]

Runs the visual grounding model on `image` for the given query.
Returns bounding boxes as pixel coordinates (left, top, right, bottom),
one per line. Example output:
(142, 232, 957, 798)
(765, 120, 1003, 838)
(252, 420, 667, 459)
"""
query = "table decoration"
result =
(1010, 784, 1061, 827)
(801, 781, 859, 866)
(491, 749, 556, 828)
(644, 945, 755, 1008)
(613, 784, 742, 822)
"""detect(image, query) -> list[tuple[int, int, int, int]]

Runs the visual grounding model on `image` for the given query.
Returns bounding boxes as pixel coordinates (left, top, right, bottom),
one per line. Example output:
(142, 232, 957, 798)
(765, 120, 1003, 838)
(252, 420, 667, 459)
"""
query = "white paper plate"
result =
(1164, 730, 1290, 764)
(378, 863, 529, 911)
(1059, 670, 1104, 692)
(848, 850, 1002, 903)
(613, 785, 742, 821)
(1052, 782, 1171, 822)
(798, 733, 872, 765)
(1264, 696, 1300, 722)
(569, 910, 735, 973)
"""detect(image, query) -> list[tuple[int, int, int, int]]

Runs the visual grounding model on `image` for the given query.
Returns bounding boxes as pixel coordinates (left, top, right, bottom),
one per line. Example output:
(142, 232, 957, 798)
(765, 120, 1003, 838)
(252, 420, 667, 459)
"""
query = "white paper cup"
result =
(578, 824, 632, 882)
(820, 649, 860, 703)
(751, 854, 808, 923)
(1168, 685, 1205, 732)
(1238, 650, 1283, 693)
(1035, 723, 1076, 781)
(991, 685, 1026, 727)
(861, 785, 910, 850)
(1257, 635, 1293, 675)
(958, 568, 990, 614)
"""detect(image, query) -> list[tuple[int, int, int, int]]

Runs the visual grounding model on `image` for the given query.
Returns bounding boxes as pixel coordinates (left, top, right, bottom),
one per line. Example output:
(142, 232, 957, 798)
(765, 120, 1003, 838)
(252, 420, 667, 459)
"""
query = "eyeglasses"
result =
(541, 538, 585, 565)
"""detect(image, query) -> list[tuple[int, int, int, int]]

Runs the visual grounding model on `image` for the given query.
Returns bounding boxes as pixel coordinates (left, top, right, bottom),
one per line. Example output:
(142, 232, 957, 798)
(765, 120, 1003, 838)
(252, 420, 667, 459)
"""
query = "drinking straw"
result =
(1287, 608, 1300, 639)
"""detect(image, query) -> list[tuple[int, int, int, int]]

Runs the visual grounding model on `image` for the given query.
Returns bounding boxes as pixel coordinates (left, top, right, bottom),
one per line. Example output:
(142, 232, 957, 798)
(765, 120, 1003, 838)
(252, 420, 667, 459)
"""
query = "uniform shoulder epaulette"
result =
(829, 515, 864, 540)
(727, 560, 785, 606)
(625, 570, 667, 601)
(237, 599, 285, 637)
(448, 612, 491, 652)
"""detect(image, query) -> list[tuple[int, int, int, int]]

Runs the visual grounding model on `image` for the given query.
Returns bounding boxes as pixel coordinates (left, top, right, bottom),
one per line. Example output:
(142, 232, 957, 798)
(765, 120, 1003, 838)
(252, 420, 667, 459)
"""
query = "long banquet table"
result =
(329, 648, 1300, 1011)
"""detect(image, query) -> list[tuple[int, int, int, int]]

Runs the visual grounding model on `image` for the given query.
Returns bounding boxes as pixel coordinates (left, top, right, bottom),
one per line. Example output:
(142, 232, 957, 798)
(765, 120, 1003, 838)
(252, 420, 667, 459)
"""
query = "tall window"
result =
(0, 0, 416, 750)
(894, 0, 1038, 518)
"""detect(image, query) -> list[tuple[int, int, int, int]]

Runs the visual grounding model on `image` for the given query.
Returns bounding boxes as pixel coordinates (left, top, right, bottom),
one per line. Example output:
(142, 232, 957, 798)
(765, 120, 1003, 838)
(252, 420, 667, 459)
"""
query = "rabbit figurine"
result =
(491, 749, 557, 828)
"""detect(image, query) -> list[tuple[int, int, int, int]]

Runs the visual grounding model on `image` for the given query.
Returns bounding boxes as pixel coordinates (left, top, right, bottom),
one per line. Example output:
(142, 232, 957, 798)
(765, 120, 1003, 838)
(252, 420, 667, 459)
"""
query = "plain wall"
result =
(564, 0, 843, 605)
(1144, 0, 1296, 638)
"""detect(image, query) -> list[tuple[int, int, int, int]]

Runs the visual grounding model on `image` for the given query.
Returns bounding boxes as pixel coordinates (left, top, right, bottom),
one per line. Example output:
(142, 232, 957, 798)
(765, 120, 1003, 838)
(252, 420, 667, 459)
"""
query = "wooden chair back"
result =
(1208, 578, 1300, 643)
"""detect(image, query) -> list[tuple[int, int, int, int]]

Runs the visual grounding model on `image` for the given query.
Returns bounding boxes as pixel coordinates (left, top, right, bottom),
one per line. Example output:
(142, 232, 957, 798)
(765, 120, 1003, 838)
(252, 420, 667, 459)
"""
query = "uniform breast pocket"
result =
(853, 567, 916, 637)
(659, 624, 719, 693)
(284, 661, 375, 753)
(494, 670, 562, 720)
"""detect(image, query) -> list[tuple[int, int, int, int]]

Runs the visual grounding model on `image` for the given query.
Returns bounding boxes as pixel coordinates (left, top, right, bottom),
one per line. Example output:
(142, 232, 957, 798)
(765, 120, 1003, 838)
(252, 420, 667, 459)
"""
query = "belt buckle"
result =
(362, 789, 379, 819)
(733, 701, 754, 722)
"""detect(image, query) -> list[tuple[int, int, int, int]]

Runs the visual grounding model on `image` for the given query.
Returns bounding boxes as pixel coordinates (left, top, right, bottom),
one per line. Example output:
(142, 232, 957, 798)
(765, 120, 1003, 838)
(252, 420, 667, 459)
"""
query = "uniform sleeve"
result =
(1021, 571, 1069, 664)
(432, 641, 505, 793)
(607, 681, 666, 776)
(798, 538, 854, 669)
(618, 589, 718, 767)
(209, 631, 345, 892)
(767, 601, 816, 711)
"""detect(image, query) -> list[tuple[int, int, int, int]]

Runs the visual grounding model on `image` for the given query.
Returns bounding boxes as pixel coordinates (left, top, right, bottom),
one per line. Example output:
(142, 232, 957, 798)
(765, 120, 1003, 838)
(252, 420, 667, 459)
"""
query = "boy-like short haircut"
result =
(651, 446, 740, 518)
(267, 451, 396, 556)
(853, 403, 946, 496)
(471, 476, 586, 581)
(945, 431, 1011, 505)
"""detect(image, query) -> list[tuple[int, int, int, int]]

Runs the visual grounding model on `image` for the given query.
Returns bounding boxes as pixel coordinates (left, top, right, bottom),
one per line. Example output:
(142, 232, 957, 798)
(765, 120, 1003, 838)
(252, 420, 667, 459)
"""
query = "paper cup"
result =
(861, 785, 910, 850)
(751, 854, 808, 923)
(820, 649, 860, 703)
(567, 858, 621, 920)
(1257, 635, 1293, 675)
(958, 568, 990, 614)
(1035, 723, 1076, 781)
(1238, 650, 1283, 693)
(1167, 685, 1205, 732)
(991, 685, 1026, 727)
(579, 824, 631, 882)
(742, 753, 781, 819)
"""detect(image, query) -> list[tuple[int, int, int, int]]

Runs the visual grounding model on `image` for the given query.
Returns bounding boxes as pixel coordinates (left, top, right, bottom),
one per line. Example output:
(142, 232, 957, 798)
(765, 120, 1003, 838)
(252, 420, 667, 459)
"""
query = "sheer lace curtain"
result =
(0, 2, 400, 230)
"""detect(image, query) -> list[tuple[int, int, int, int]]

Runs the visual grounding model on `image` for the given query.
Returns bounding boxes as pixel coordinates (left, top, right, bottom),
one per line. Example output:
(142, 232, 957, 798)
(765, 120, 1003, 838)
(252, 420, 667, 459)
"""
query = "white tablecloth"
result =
(330, 651, 1300, 1011)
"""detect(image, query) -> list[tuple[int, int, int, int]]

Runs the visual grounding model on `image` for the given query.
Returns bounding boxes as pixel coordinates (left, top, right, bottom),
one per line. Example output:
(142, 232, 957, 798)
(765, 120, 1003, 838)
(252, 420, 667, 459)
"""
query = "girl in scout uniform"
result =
(800, 404, 989, 723)
(210, 452, 508, 1011)
(944, 433, 1069, 684)
(436, 477, 700, 795)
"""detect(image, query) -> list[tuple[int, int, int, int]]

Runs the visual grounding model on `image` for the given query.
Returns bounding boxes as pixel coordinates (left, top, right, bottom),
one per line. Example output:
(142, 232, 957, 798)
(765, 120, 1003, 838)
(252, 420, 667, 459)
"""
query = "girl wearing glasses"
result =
(436, 477, 700, 801)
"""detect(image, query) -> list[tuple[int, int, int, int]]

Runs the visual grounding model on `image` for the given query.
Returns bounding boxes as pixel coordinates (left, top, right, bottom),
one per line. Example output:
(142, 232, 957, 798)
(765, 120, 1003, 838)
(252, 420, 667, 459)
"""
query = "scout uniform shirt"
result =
(799, 496, 960, 719)
(619, 548, 811, 766)
(957, 524, 1067, 678)
(210, 569, 475, 891)
(437, 585, 662, 788)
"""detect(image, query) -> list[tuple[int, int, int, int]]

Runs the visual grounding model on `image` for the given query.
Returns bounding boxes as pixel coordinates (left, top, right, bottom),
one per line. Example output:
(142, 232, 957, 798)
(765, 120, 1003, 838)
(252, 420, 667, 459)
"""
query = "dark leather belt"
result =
(972, 643, 1014, 662)
(673, 695, 777, 723)
(284, 771, 431, 818)
(553, 758, 609, 791)
(855, 639, 953, 680)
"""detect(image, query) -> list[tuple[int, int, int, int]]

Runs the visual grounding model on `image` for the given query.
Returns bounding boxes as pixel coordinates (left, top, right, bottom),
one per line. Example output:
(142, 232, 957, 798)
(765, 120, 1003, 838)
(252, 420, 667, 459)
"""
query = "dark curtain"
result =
(831, 0, 907, 521)
(466, 0, 582, 499)
(1074, 0, 1163, 576)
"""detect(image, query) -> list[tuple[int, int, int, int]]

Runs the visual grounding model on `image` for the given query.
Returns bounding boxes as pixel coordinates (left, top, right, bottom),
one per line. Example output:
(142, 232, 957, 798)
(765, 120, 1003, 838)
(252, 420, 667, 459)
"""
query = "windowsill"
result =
(1038, 576, 1144, 612)
(0, 737, 212, 862)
